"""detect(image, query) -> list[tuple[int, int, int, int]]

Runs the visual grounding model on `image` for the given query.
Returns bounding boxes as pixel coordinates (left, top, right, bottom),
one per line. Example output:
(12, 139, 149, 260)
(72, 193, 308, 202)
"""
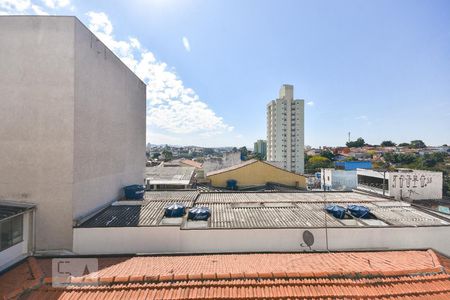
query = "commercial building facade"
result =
(0, 16, 146, 252)
(267, 84, 304, 173)
(357, 169, 443, 200)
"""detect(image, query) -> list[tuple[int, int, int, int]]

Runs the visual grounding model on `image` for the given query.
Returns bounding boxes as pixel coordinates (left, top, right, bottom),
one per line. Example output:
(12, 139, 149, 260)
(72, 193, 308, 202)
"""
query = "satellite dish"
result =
(303, 230, 314, 248)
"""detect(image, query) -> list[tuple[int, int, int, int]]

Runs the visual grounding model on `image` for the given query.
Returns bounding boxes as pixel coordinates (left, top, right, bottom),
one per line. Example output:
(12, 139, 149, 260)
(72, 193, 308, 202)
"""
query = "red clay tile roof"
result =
(2, 250, 450, 299)
(180, 159, 203, 169)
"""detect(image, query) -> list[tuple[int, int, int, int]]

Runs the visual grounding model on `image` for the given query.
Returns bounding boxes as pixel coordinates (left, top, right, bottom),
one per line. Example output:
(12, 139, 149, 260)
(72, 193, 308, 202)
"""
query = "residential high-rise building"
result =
(253, 139, 267, 159)
(267, 84, 304, 173)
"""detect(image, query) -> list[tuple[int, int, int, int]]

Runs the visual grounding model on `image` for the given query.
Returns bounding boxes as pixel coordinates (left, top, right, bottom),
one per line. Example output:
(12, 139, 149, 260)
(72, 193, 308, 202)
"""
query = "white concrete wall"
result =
(322, 169, 357, 191)
(357, 169, 443, 200)
(73, 227, 327, 254)
(0, 16, 75, 250)
(73, 225, 450, 256)
(0, 16, 146, 252)
(388, 171, 443, 200)
(202, 152, 242, 174)
(72, 19, 146, 219)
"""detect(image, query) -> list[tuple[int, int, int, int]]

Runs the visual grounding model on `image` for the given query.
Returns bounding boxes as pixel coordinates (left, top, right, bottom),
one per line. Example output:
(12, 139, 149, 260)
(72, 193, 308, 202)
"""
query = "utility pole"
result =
(348, 132, 351, 143)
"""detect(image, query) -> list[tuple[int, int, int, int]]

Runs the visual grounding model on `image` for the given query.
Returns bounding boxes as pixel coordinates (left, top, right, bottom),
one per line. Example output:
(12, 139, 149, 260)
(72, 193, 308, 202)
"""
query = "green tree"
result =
(383, 153, 417, 165)
(320, 150, 335, 161)
(305, 156, 333, 173)
(161, 150, 173, 161)
(381, 140, 396, 147)
(410, 140, 426, 149)
(398, 143, 410, 147)
(239, 146, 248, 160)
(152, 152, 160, 159)
(203, 148, 215, 156)
(346, 137, 365, 148)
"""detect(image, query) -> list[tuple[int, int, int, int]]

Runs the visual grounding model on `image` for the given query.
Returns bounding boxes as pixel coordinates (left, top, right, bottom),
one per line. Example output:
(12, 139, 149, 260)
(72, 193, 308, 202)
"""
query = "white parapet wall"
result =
(357, 169, 443, 200)
(73, 226, 450, 256)
(388, 170, 443, 200)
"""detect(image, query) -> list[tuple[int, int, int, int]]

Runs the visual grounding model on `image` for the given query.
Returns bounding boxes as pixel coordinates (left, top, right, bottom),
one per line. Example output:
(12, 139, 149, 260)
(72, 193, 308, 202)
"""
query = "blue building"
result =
(335, 161, 372, 170)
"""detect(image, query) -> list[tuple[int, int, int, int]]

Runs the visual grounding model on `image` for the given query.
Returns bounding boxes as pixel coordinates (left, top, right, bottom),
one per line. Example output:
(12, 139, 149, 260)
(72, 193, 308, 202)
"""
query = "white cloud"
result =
(85, 11, 233, 140)
(306, 101, 314, 106)
(0, 0, 32, 14)
(0, 0, 70, 14)
(182, 36, 190, 52)
(0, 3, 234, 145)
(355, 115, 372, 125)
(31, 4, 47, 14)
(41, 0, 69, 9)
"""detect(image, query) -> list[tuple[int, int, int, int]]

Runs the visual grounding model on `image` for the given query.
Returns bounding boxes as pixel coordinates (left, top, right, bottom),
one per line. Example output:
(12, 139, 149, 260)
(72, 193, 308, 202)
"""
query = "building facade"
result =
(321, 169, 358, 191)
(206, 159, 306, 189)
(0, 16, 146, 252)
(267, 85, 304, 173)
(253, 139, 267, 158)
(357, 169, 443, 200)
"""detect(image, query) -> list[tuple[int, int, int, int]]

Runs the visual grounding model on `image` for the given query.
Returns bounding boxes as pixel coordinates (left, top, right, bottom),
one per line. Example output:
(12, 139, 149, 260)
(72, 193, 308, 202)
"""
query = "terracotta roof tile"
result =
(2, 250, 450, 299)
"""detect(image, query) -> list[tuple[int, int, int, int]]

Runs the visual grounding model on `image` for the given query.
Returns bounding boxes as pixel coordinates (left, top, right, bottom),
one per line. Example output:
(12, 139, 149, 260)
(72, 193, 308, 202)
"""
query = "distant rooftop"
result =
(145, 166, 195, 185)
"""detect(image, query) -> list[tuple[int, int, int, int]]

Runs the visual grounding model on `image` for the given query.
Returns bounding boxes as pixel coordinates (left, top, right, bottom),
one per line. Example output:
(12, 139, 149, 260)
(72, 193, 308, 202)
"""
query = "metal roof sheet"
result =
(78, 191, 450, 229)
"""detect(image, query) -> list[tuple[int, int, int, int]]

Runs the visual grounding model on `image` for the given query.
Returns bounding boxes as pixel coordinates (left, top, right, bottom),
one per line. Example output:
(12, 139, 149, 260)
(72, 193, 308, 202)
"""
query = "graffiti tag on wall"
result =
(391, 174, 433, 189)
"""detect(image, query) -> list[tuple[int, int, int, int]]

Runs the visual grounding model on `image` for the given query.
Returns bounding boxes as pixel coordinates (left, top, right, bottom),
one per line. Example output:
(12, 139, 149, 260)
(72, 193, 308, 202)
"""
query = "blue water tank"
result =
(347, 204, 371, 218)
(226, 179, 238, 190)
(325, 205, 347, 219)
(164, 203, 186, 218)
(123, 185, 145, 200)
(188, 207, 211, 221)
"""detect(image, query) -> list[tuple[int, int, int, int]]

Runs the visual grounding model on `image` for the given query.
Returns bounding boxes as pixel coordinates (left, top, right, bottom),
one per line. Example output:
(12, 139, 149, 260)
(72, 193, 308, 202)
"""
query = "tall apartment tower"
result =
(267, 84, 305, 174)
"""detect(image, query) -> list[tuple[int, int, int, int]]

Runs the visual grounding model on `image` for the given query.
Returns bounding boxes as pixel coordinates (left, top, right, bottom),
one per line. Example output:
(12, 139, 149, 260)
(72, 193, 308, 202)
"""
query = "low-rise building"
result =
(145, 166, 196, 190)
(202, 151, 242, 174)
(321, 168, 357, 191)
(357, 168, 443, 200)
(73, 190, 450, 256)
(206, 159, 307, 189)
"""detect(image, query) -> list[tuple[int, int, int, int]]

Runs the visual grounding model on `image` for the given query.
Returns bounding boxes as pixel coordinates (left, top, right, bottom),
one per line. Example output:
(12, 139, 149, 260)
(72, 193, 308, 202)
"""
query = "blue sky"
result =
(2, 0, 450, 148)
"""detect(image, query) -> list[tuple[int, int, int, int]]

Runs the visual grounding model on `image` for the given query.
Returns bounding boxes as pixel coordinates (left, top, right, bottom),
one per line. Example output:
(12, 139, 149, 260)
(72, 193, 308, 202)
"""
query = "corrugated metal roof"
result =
(145, 166, 195, 184)
(80, 200, 194, 227)
(196, 192, 385, 204)
(143, 190, 199, 202)
(78, 191, 450, 228)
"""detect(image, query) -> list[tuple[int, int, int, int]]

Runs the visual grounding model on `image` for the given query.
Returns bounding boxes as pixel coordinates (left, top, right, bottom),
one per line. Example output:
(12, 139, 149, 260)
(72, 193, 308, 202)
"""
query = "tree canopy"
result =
(381, 140, 396, 147)
(346, 137, 365, 148)
(410, 140, 426, 149)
